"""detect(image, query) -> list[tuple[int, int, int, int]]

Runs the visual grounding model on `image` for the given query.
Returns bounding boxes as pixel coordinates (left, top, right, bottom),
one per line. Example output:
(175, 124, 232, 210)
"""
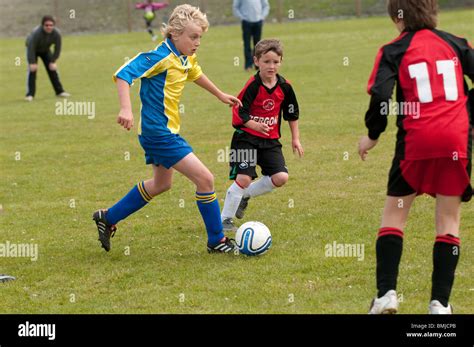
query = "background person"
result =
(233, 0, 270, 72)
(25, 15, 70, 101)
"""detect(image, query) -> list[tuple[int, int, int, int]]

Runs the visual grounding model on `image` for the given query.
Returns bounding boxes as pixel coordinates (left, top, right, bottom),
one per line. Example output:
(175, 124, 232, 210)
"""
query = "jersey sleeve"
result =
(365, 46, 397, 140)
(457, 38, 474, 83)
(463, 41, 474, 126)
(113, 52, 165, 85)
(281, 82, 299, 121)
(238, 80, 259, 123)
(186, 55, 203, 82)
(435, 31, 474, 127)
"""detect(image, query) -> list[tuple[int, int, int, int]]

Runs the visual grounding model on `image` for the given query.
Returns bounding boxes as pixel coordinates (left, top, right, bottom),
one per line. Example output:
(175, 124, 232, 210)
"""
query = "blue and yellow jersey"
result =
(113, 38, 203, 136)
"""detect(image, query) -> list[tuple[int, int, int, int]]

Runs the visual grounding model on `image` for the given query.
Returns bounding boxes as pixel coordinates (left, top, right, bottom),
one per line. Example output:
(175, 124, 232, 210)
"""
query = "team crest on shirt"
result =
(262, 99, 275, 111)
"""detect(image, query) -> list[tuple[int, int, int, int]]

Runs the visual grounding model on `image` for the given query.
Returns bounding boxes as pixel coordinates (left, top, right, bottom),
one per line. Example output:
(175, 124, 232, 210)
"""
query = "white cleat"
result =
(369, 290, 399, 314)
(57, 92, 71, 98)
(25, 96, 33, 102)
(429, 300, 452, 314)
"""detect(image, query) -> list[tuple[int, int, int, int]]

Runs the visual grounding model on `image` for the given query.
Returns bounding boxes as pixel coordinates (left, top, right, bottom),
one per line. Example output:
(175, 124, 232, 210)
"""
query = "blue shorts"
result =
(138, 134, 193, 169)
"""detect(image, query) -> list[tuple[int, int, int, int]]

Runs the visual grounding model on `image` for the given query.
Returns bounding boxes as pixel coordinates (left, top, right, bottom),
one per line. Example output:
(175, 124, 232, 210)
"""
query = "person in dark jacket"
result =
(25, 15, 70, 101)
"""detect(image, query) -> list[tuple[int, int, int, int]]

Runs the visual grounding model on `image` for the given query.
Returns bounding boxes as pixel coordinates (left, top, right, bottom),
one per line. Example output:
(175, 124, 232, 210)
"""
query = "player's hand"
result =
(292, 138, 304, 157)
(29, 64, 38, 72)
(245, 120, 271, 136)
(358, 135, 378, 161)
(117, 108, 134, 131)
(48, 63, 57, 71)
(218, 93, 242, 107)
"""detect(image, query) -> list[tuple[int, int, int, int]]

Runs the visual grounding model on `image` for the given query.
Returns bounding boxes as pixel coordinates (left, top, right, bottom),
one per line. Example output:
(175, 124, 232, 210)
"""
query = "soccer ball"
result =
(144, 11, 155, 21)
(235, 221, 272, 256)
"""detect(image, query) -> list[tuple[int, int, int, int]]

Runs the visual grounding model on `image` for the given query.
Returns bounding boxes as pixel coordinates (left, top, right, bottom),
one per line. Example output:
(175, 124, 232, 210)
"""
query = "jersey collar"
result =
(164, 38, 190, 66)
(165, 38, 183, 57)
(254, 72, 285, 93)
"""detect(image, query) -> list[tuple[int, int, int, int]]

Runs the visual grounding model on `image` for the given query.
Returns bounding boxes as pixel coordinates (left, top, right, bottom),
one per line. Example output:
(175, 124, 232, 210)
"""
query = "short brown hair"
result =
(254, 39, 283, 59)
(387, 0, 438, 31)
(41, 15, 55, 26)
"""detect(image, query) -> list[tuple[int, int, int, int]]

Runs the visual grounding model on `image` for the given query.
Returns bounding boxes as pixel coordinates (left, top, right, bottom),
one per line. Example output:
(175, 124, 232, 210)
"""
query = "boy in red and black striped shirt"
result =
(221, 39, 304, 230)
(360, 0, 473, 314)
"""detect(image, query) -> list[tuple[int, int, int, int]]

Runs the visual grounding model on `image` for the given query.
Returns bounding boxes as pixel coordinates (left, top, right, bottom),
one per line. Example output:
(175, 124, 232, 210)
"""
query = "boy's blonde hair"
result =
(161, 4, 209, 39)
(388, 0, 438, 31)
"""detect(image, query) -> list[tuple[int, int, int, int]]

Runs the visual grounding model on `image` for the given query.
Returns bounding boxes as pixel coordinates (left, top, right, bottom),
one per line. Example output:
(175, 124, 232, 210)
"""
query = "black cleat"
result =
(207, 237, 238, 254)
(235, 196, 250, 219)
(92, 210, 117, 252)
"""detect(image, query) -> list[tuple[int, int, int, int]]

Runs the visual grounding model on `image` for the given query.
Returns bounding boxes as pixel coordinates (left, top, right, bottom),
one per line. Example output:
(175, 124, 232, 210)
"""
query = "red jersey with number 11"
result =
(365, 29, 474, 160)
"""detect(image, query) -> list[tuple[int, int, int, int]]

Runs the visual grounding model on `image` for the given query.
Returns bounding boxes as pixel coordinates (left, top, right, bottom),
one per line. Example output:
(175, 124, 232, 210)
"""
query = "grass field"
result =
(0, 9, 473, 314)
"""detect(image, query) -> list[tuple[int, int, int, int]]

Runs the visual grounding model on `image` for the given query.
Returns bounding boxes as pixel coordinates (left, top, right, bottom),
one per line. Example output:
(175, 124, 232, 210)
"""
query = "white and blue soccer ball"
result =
(235, 221, 272, 256)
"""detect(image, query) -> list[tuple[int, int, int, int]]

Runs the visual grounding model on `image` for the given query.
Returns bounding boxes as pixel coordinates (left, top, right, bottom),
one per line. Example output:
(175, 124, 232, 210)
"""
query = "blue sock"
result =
(196, 192, 224, 246)
(106, 182, 152, 225)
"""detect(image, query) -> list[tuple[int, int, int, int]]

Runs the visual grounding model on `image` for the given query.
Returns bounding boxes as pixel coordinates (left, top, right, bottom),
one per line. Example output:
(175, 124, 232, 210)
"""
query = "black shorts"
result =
(229, 130, 288, 180)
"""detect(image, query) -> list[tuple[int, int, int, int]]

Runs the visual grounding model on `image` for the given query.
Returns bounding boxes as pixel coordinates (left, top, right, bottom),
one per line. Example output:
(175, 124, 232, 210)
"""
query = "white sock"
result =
(221, 182, 245, 220)
(245, 176, 275, 198)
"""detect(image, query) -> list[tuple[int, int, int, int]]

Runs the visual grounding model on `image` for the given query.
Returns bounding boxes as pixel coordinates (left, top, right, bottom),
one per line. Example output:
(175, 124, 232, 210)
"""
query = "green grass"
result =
(0, 10, 473, 314)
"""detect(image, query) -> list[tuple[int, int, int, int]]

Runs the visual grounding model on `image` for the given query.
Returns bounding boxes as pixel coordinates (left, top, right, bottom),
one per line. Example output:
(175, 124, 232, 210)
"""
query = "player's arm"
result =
(194, 74, 241, 107)
(282, 83, 303, 157)
(447, 34, 474, 136)
(236, 81, 271, 136)
(466, 88, 474, 139)
(359, 47, 396, 160)
(289, 120, 303, 157)
(462, 41, 474, 135)
(116, 78, 134, 131)
(112, 51, 162, 130)
(193, 73, 242, 107)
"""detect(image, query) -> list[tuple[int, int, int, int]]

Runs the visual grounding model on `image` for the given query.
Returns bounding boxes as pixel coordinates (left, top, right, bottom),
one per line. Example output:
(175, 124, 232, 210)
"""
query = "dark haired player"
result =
(221, 39, 304, 231)
(359, 0, 473, 314)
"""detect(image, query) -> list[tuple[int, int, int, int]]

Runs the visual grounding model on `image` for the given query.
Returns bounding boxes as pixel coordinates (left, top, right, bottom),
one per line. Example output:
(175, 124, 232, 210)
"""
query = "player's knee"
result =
(236, 175, 252, 188)
(198, 172, 215, 191)
(156, 182, 172, 195)
(272, 172, 289, 187)
(148, 177, 173, 196)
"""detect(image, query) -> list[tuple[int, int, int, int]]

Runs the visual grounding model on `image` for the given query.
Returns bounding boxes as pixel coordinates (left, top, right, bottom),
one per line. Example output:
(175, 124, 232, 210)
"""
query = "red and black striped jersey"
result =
(366, 29, 474, 160)
(232, 73, 299, 139)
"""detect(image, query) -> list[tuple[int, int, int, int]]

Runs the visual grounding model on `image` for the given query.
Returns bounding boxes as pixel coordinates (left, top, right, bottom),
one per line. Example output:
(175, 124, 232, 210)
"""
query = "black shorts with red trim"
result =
(387, 157, 472, 202)
(229, 130, 288, 180)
